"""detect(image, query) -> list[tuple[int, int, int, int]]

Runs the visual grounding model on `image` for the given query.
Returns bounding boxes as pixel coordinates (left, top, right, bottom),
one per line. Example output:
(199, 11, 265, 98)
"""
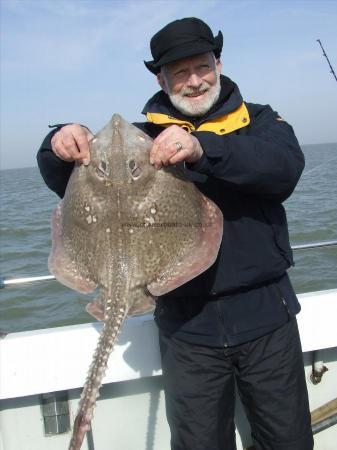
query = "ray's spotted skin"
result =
(48, 114, 223, 449)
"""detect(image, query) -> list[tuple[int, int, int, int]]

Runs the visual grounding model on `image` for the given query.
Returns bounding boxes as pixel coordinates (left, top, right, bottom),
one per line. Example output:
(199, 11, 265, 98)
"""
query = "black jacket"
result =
(37, 76, 304, 347)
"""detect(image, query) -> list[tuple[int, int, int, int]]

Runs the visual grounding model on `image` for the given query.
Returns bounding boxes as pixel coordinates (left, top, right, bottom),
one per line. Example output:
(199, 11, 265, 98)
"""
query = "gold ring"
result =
(175, 141, 183, 152)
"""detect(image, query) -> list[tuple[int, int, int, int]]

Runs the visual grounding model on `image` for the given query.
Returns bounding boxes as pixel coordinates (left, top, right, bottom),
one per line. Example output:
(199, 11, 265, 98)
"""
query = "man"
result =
(37, 18, 313, 450)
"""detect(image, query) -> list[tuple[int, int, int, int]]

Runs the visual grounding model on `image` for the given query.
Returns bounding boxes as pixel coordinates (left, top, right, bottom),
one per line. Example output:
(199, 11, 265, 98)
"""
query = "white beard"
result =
(166, 71, 221, 117)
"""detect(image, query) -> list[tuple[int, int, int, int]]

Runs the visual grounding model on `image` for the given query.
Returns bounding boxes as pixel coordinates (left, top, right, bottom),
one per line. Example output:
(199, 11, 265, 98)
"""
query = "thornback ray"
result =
(48, 114, 223, 450)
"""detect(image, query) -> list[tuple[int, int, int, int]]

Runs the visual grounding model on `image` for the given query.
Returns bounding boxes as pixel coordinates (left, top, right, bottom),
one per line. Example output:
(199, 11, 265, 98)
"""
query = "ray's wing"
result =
(148, 193, 223, 296)
(126, 169, 223, 299)
(49, 203, 97, 294)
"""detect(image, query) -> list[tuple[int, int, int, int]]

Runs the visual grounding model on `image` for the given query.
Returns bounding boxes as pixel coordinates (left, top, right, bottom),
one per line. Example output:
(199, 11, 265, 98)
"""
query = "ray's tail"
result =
(68, 305, 126, 450)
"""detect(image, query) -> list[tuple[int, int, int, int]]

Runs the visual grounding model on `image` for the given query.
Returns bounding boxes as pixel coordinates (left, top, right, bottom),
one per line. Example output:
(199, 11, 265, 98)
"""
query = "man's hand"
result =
(150, 125, 203, 169)
(51, 124, 94, 166)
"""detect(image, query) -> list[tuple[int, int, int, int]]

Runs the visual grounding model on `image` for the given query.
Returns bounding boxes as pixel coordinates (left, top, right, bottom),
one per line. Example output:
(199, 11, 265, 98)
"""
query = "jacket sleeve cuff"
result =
(185, 151, 212, 173)
(186, 131, 231, 175)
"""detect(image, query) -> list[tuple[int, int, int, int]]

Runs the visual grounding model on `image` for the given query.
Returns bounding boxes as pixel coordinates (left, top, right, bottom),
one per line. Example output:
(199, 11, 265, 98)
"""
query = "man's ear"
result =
(216, 58, 222, 74)
(157, 72, 168, 94)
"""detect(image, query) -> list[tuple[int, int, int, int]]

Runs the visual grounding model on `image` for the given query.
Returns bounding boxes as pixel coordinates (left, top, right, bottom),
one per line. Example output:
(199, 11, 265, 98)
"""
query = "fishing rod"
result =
(317, 39, 337, 83)
(1, 240, 337, 288)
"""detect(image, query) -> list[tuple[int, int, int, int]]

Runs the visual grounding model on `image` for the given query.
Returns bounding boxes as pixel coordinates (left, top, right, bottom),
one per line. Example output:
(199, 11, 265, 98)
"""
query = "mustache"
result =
(180, 86, 210, 96)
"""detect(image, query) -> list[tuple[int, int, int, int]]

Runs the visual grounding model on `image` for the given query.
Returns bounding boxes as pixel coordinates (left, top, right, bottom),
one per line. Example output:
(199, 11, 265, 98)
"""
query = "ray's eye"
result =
(96, 160, 108, 178)
(95, 168, 104, 178)
(129, 160, 136, 170)
(129, 159, 142, 179)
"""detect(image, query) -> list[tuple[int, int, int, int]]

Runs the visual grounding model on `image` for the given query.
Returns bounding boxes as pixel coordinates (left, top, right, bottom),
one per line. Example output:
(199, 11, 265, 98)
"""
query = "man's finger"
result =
(168, 148, 190, 165)
(62, 136, 83, 160)
(153, 129, 171, 145)
(79, 130, 94, 165)
(150, 142, 160, 165)
(75, 134, 91, 165)
(75, 133, 91, 155)
(152, 144, 166, 169)
(53, 141, 75, 161)
(63, 130, 92, 162)
(161, 143, 182, 165)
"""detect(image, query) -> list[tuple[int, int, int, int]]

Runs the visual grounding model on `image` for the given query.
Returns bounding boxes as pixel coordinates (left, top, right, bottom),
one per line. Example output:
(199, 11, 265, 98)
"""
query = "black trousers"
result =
(159, 318, 314, 450)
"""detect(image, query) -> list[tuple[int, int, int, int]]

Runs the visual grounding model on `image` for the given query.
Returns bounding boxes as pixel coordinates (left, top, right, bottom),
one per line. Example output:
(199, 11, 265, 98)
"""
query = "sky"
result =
(0, 0, 336, 170)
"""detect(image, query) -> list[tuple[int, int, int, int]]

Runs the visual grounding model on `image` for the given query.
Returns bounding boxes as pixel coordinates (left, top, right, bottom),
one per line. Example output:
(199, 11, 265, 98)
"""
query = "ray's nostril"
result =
(129, 160, 142, 178)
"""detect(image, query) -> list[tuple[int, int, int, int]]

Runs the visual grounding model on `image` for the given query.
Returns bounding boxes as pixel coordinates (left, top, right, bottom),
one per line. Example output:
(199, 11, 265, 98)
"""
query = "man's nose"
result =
(186, 73, 203, 89)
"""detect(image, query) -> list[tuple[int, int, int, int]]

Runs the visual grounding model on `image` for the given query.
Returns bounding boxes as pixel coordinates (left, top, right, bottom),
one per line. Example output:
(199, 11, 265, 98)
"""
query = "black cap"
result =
(144, 17, 223, 74)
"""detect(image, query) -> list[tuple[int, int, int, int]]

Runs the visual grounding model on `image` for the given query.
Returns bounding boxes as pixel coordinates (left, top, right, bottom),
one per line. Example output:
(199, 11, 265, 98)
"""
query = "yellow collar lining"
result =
(146, 102, 250, 135)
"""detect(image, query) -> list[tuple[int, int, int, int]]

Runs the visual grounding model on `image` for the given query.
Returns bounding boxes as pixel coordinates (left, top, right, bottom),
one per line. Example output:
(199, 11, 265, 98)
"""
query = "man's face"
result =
(157, 52, 222, 117)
